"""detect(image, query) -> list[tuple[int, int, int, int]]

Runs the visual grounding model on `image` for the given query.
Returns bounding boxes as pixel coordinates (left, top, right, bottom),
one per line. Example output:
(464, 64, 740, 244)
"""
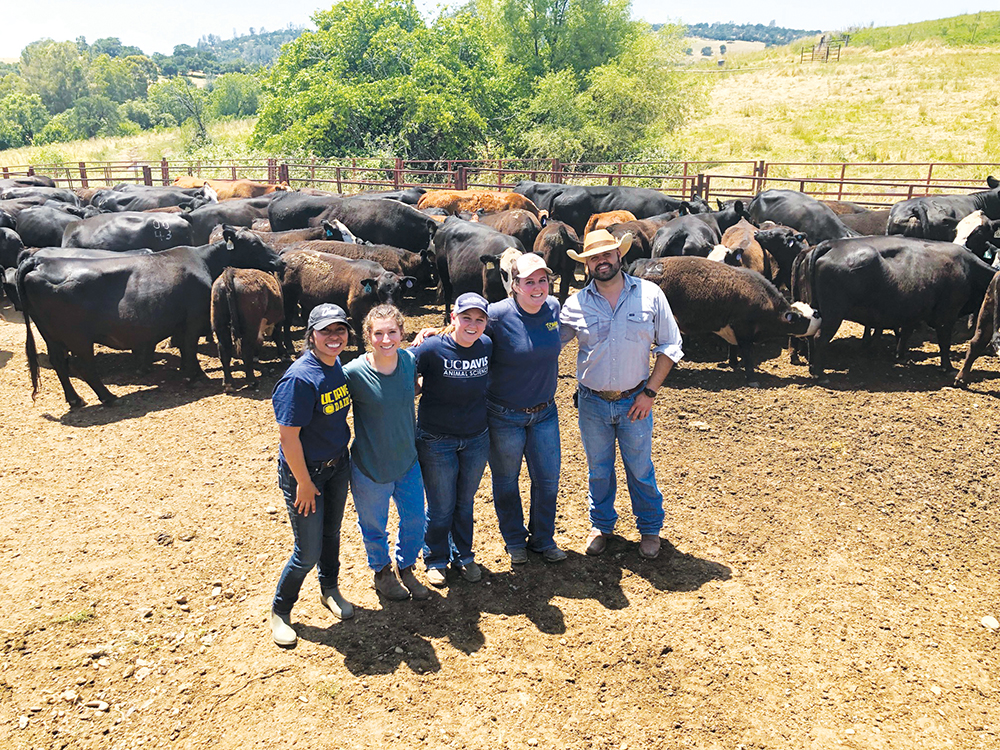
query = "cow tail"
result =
(916, 202, 931, 239)
(16, 257, 40, 401)
(222, 268, 242, 356)
(807, 241, 834, 314)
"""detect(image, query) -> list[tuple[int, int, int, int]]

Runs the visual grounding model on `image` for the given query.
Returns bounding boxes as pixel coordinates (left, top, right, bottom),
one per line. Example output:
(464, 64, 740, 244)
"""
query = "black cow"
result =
(268, 192, 436, 252)
(0, 227, 25, 269)
(792, 236, 997, 381)
(0, 175, 57, 189)
(0, 208, 14, 230)
(887, 177, 1000, 240)
(63, 212, 194, 251)
(184, 197, 272, 244)
(533, 220, 582, 304)
(839, 209, 890, 236)
(91, 185, 214, 212)
(351, 186, 427, 205)
(280, 250, 415, 349)
(0, 196, 50, 219)
(15, 205, 93, 248)
(17, 226, 284, 406)
(633, 256, 821, 386)
(513, 181, 710, 237)
(0, 186, 80, 205)
(651, 215, 721, 258)
(433, 217, 526, 321)
(748, 189, 859, 243)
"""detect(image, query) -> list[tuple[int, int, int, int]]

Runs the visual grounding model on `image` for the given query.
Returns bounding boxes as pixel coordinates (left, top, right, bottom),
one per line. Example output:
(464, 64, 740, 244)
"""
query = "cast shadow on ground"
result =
(295, 543, 730, 676)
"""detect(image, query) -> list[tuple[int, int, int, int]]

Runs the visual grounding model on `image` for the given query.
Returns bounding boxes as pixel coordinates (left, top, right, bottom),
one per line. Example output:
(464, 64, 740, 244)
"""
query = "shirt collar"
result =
(582, 271, 638, 300)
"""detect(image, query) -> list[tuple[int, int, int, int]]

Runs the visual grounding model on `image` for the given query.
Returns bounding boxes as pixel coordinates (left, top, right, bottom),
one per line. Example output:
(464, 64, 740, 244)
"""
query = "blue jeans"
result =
(486, 400, 561, 552)
(272, 456, 350, 616)
(577, 387, 664, 535)
(351, 460, 427, 572)
(417, 427, 490, 570)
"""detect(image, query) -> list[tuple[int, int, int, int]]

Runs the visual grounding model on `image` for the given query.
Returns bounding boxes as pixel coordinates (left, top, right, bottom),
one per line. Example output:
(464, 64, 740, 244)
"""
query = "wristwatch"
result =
(642, 387, 657, 399)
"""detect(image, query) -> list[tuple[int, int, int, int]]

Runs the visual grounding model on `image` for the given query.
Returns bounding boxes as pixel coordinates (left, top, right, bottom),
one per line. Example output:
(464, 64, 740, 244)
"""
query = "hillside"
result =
(848, 11, 1000, 49)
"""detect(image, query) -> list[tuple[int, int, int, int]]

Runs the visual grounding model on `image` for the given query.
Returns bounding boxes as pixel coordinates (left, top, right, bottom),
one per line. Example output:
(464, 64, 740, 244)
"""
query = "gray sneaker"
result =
(320, 587, 355, 620)
(398, 565, 431, 600)
(374, 564, 409, 601)
(509, 547, 528, 565)
(458, 561, 482, 582)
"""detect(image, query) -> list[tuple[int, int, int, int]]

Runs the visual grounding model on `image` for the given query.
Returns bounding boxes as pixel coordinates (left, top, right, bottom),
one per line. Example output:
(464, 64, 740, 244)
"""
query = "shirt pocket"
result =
(577, 318, 610, 349)
(625, 308, 654, 343)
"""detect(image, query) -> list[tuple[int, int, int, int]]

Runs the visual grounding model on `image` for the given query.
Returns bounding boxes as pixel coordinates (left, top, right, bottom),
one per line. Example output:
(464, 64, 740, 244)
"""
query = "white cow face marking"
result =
(790, 301, 821, 337)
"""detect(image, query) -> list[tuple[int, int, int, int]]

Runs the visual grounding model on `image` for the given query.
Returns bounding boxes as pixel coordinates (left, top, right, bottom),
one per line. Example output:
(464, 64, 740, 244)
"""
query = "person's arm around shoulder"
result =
(558, 292, 580, 346)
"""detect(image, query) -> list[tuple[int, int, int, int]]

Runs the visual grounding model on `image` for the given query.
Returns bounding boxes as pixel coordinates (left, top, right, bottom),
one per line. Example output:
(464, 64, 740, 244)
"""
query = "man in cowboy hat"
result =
(559, 229, 684, 559)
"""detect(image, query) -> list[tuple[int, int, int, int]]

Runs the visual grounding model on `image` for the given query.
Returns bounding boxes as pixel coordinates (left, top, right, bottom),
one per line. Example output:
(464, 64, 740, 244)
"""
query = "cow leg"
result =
(353, 317, 366, 353)
(809, 319, 841, 383)
(217, 328, 235, 393)
(894, 327, 914, 363)
(47, 342, 86, 408)
(271, 325, 290, 362)
(737, 338, 760, 387)
(935, 324, 955, 372)
(133, 344, 155, 374)
(180, 325, 207, 384)
(727, 345, 739, 370)
(787, 336, 802, 365)
(955, 312, 995, 386)
(72, 345, 117, 405)
(559, 269, 573, 305)
(240, 331, 259, 389)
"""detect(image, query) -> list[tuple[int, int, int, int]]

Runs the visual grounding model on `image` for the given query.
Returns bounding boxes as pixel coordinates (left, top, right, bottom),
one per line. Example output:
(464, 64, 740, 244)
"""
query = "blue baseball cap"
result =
(453, 292, 490, 315)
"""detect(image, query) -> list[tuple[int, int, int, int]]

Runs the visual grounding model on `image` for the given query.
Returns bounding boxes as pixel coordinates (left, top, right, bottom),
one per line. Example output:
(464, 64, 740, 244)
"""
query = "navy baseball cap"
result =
(453, 292, 489, 315)
(307, 303, 349, 331)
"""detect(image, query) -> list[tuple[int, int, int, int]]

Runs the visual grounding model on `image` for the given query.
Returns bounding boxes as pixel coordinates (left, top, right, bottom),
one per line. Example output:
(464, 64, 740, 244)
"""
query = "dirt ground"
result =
(1, 293, 999, 750)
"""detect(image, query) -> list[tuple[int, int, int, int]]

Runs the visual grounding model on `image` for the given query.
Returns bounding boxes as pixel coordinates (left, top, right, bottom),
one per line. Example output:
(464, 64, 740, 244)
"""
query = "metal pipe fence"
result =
(3, 158, 999, 206)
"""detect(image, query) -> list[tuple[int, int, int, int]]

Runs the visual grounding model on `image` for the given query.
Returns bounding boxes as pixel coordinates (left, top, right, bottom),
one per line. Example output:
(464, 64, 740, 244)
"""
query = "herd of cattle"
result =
(1, 171, 999, 407)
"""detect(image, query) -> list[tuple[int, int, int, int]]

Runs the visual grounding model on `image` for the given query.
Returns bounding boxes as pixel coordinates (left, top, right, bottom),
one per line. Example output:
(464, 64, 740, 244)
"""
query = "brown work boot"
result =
(638, 534, 661, 559)
(397, 565, 431, 600)
(374, 564, 409, 601)
(585, 528, 608, 556)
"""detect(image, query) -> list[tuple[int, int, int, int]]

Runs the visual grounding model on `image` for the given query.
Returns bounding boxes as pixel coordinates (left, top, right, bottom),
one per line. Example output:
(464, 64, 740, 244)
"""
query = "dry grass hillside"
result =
(674, 41, 1000, 173)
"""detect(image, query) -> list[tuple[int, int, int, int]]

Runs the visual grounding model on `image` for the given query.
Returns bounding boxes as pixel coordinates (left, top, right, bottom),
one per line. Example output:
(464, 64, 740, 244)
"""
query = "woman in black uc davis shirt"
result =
(411, 293, 493, 587)
(269, 304, 354, 646)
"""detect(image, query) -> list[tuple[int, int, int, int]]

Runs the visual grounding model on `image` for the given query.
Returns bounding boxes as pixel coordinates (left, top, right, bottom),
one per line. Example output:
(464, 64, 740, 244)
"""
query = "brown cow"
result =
(211, 268, 286, 392)
(955, 272, 1000, 387)
(417, 190, 541, 217)
(472, 209, 542, 250)
(605, 212, 682, 257)
(584, 210, 637, 237)
(533, 220, 582, 304)
(173, 176, 290, 200)
(280, 239, 435, 291)
(712, 219, 777, 283)
(209, 221, 352, 249)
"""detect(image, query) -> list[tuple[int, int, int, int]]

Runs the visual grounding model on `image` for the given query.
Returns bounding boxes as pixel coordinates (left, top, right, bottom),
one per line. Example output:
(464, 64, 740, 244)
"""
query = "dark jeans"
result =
(417, 427, 490, 569)
(486, 400, 561, 552)
(272, 456, 350, 616)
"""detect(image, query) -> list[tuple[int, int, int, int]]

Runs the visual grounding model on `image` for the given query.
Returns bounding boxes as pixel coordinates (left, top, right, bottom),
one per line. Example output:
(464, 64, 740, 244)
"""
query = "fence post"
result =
(926, 163, 934, 191)
(455, 166, 467, 191)
(692, 173, 706, 200)
(310, 157, 316, 183)
(393, 158, 402, 190)
(279, 163, 290, 185)
(142, 165, 153, 186)
(551, 158, 562, 184)
(79, 162, 89, 189)
(267, 158, 276, 184)
(838, 163, 847, 200)
(160, 159, 170, 186)
(336, 166, 342, 194)
(27, 166, 35, 176)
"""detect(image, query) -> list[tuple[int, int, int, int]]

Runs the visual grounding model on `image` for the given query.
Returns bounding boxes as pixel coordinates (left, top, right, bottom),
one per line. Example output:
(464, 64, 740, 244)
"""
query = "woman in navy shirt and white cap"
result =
(410, 292, 493, 586)
(269, 303, 354, 646)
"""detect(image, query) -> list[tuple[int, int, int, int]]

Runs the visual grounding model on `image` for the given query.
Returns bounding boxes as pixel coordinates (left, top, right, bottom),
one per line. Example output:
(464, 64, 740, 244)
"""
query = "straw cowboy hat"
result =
(567, 229, 633, 263)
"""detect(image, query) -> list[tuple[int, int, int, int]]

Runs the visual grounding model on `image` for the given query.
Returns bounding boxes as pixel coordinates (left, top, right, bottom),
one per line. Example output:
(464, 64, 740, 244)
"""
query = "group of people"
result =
(267, 229, 685, 646)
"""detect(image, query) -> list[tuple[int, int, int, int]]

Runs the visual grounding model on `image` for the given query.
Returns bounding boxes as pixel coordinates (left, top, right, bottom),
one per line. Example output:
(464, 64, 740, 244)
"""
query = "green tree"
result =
(209, 72, 260, 118)
(148, 78, 209, 138)
(0, 91, 50, 148)
(19, 39, 88, 113)
(88, 54, 157, 103)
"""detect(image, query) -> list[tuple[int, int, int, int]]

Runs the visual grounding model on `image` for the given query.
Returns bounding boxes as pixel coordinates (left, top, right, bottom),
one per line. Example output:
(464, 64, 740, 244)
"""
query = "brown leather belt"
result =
(315, 450, 349, 470)
(588, 383, 644, 402)
(519, 399, 554, 414)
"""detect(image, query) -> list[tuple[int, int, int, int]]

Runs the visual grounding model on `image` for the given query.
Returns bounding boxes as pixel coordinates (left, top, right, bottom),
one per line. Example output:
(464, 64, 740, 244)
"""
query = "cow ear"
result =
(794, 233, 807, 243)
(480, 254, 497, 269)
(322, 220, 335, 239)
(988, 175, 999, 189)
(717, 199, 724, 210)
(679, 202, 691, 215)
(734, 200, 744, 215)
(361, 279, 376, 294)
(404, 276, 417, 289)
(223, 225, 237, 249)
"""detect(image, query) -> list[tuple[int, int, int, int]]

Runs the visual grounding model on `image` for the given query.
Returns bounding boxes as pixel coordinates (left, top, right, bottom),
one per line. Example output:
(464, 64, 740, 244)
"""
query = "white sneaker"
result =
(269, 611, 297, 646)
(426, 568, 448, 587)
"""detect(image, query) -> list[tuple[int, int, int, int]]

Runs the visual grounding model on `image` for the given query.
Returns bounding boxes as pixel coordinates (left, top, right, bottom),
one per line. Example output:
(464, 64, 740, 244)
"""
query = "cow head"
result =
(0, 208, 16, 231)
(221, 225, 284, 275)
(321, 219, 357, 243)
(987, 176, 998, 190)
(361, 271, 412, 305)
(788, 302, 822, 337)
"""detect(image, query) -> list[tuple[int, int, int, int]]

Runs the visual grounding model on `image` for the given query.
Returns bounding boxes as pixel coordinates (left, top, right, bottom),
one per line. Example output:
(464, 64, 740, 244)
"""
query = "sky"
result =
(4, 1, 1000, 59)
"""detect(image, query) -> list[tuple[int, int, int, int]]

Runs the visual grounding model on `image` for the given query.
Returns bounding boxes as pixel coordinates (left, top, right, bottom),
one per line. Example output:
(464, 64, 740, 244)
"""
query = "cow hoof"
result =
(223, 383, 236, 394)
(953, 377, 967, 388)
(99, 395, 119, 406)
(68, 398, 86, 409)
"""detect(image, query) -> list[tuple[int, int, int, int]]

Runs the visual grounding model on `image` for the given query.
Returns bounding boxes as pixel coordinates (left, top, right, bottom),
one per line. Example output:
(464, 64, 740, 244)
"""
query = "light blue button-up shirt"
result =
(559, 272, 684, 391)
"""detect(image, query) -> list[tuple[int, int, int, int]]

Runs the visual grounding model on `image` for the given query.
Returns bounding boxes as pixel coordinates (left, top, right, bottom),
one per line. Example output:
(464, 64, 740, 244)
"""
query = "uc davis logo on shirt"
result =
(321, 385, 350, 415)
(546, 321, 558, 331)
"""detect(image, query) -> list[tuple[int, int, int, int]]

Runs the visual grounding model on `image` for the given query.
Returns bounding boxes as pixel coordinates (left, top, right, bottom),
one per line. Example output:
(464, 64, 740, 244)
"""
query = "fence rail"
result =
(3, 158, 999, 207)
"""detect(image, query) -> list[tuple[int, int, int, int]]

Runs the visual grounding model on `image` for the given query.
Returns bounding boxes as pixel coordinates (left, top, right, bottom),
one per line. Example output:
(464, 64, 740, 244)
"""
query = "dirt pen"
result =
(1, 287, 999, 749)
